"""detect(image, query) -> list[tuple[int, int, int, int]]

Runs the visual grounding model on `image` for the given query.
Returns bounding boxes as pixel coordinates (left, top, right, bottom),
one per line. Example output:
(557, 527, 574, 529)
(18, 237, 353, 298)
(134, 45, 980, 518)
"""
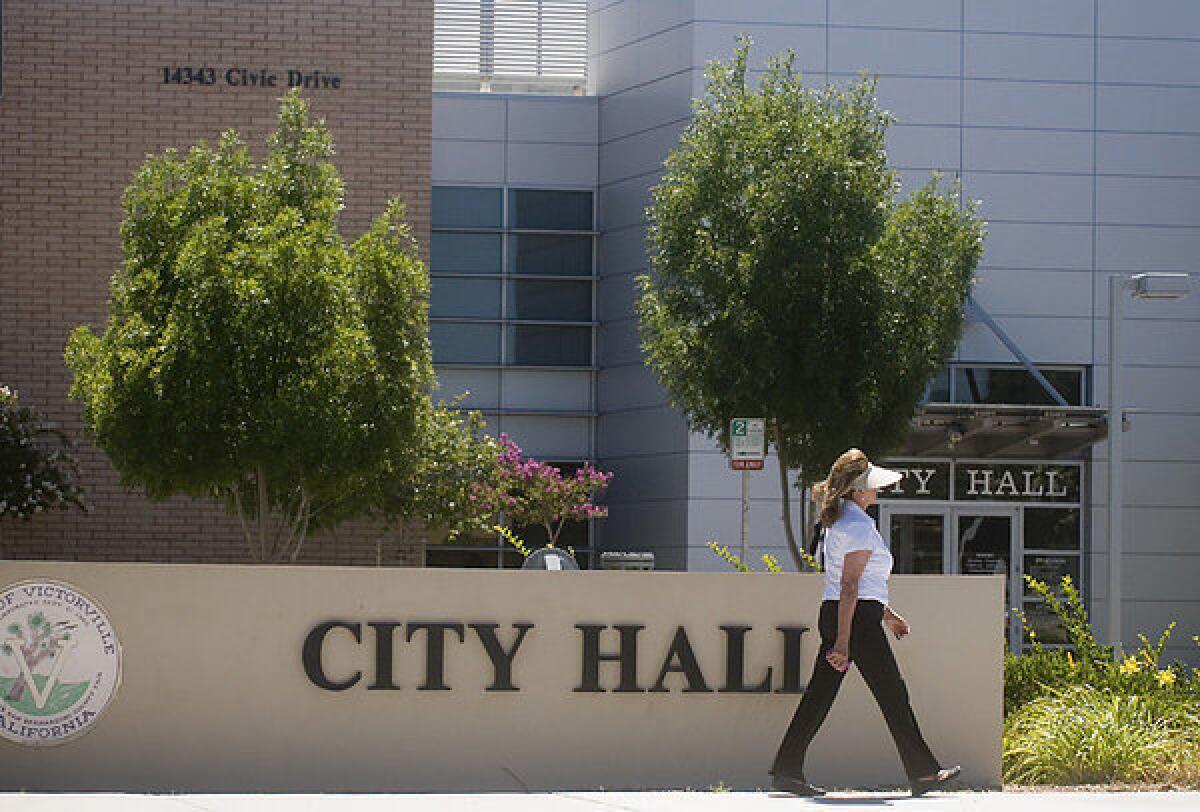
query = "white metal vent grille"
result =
(435, 0, 588, 94)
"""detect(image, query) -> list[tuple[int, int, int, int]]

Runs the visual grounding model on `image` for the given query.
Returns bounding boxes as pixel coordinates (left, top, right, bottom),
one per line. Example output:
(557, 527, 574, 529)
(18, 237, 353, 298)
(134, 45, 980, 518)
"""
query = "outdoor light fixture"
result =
(1108, 272, 1193, 656)
(1132, 272, 1191, 300)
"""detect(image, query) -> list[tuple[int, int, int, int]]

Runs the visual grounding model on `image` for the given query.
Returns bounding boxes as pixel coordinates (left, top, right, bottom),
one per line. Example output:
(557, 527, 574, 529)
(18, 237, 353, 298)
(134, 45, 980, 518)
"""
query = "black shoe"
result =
(770, 772, 826, 796)
(910, 765, 961, 797)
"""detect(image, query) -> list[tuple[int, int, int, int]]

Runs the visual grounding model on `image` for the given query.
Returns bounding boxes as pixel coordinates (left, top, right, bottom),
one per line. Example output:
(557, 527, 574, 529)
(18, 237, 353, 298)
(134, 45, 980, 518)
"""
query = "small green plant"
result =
(1022, 574, 1110, 668)
(496, 524, 576, 563)
(708, 779, 732, 792)
(705, 540, 794, 573)
(1004, 686, 1183, 785)
(496, 524, 533, 558)
(1003, 647, 1078, 717)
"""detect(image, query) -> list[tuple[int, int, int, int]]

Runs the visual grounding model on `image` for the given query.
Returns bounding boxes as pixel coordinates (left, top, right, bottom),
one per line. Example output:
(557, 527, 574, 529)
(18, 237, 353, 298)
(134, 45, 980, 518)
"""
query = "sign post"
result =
(730, 418, 766, 564)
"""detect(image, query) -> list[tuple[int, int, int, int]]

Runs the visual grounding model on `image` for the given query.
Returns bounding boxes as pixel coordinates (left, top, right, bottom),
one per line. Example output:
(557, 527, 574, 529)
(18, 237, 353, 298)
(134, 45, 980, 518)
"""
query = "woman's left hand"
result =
(885, 613, 910, 640)
(825, 641, 850, 672)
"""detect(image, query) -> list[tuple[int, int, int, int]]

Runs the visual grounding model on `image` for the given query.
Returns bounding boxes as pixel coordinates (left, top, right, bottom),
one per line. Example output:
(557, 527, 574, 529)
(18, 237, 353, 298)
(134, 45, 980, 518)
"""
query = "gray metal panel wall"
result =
(432, 92, 600, 461)
(590, 0, 696, 560)
(588, 0, 1200, 660)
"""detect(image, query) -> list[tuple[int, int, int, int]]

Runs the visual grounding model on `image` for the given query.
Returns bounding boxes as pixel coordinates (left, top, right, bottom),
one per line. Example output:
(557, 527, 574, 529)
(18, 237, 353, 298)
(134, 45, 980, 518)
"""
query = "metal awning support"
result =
(965, 293, 1069, 407)
(899, 403, 1107, 459)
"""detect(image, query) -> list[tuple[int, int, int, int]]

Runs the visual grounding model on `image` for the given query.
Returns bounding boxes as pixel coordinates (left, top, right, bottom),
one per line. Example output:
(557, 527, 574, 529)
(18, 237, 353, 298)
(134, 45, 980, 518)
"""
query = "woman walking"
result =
(769, 448, 960, 797)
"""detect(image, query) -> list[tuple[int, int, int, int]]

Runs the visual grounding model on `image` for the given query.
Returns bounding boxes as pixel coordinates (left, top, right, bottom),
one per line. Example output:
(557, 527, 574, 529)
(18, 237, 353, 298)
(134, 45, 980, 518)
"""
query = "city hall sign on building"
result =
(880, 462, 1080, 502)
(0, 581, 122, 747)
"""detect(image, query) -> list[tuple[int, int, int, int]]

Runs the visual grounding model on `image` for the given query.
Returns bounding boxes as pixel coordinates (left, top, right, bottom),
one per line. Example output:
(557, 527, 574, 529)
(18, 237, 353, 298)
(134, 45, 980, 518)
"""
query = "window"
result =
(507, 279, 591, 321)
(1023, 507, 1081, 551)
(431, 233, 502, 274)
(430, 186, 594, 367)
(432, 186, 503, 229)
(954, 367, 1083, 407)
(506, 325, 591, 366)
(922, 364, 1085, 406)
(508, 189, 593, 231)
(431, 277, 502, 319)
(430, 322, 501, 364)
(924, 367, 950, 402)
(508, 234, 592, 276)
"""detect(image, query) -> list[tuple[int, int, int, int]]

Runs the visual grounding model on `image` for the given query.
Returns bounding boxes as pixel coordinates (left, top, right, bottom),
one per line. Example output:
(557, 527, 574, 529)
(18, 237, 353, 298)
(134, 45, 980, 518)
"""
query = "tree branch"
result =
(287, 489, 312, 563)
(230, 484, 260, 561)
(774, 423, 805, 571)
(256, 465, 269, 561)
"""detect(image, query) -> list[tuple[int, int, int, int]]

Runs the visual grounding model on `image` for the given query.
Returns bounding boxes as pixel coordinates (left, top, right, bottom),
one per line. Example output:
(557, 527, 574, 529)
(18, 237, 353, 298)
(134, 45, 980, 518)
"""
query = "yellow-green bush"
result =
(1003, 686, 1192, 785)
(1003, 575, 1200, 786)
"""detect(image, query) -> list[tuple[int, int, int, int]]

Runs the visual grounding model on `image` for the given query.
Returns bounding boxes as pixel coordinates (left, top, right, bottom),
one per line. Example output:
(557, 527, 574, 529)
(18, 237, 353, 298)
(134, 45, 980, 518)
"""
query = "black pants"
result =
(770, 599, 941, 782)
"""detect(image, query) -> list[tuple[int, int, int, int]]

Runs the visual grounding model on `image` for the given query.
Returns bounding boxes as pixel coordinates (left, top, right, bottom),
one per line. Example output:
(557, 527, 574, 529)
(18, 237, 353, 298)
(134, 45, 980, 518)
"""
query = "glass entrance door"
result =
(880, 508, 948, 575)
(953, 508, 1020, 651)
(881, 505, 1020, 650)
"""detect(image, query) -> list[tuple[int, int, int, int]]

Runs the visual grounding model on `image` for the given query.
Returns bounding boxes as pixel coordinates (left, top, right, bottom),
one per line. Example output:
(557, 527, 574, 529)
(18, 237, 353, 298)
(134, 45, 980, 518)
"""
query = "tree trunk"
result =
(256, 466, 269, 560)
(287, 498, 312, 564)
(774, 423, 805, 571)
(798, 465, 807, 557)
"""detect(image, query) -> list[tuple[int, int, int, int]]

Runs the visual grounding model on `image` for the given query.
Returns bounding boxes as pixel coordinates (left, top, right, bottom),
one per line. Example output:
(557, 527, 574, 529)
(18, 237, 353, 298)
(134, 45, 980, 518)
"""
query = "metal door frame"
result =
(881, 503, 1021, 650)
(878, 504, 951, 572)
(951, 505, 1021, 651)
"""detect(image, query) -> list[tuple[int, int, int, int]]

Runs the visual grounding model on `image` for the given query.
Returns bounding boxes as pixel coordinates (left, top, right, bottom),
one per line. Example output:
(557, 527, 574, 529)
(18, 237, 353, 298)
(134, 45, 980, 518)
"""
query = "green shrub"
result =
(1003, 577, 1200, 786)
(1004, 686, 1185, 785)
(1, 386, 85, 521)
(1004, 648, 1079, 716)
(1022, 574, 1111, 669)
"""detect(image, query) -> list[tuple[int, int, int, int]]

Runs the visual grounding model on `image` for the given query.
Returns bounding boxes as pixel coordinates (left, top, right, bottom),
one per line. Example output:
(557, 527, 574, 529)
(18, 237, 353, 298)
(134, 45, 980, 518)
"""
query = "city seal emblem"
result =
(0, 580, 121, 746)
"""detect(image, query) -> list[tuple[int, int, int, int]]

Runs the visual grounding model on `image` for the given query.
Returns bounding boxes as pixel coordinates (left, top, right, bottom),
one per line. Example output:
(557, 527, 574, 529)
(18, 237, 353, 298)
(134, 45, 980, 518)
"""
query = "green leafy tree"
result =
(369, 401, 502, 565)
(472, 434, 612, 548)
(638, 40, 984, 567)
(0, 386, 85, 528)
(65, 90, 434, 562)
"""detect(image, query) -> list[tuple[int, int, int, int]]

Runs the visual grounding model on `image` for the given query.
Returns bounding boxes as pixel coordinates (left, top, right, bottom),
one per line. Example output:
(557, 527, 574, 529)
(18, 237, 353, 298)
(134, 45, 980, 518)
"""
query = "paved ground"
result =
(3, 793, 1200, 811)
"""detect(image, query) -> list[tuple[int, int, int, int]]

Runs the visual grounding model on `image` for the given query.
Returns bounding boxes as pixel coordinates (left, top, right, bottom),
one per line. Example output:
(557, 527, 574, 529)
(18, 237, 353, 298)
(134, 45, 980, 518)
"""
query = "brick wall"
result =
(0, 0, 433, 565)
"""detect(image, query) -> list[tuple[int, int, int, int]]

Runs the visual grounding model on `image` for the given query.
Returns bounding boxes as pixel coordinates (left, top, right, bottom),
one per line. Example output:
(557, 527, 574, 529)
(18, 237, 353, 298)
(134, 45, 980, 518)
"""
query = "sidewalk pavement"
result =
(3, 793, 1200, 811)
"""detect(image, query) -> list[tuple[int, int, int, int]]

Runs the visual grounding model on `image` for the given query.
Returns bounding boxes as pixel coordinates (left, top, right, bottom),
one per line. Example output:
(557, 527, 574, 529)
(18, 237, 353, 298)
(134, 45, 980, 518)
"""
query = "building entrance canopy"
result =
(898, 403, 1108, 459)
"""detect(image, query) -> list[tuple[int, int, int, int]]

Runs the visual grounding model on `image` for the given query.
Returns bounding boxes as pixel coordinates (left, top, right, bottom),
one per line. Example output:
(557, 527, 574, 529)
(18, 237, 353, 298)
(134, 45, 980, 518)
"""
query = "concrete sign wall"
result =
(0, 563, 1002, 791)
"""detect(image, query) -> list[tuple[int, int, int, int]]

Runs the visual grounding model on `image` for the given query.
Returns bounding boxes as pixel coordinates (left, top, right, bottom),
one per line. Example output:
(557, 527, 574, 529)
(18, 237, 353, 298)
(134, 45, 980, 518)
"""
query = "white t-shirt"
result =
(821, 499, 893, 603)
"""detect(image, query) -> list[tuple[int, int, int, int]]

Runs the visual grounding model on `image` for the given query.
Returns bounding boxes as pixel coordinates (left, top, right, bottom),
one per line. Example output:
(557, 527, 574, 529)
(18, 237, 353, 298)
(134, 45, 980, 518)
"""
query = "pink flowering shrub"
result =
(470, 434, 612, 547)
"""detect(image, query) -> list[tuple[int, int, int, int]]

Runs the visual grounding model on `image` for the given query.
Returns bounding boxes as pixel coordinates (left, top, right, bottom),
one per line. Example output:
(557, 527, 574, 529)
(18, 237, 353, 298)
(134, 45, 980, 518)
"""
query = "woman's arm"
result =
(826, 549, 871, 671)
(884, 605, 910, 639)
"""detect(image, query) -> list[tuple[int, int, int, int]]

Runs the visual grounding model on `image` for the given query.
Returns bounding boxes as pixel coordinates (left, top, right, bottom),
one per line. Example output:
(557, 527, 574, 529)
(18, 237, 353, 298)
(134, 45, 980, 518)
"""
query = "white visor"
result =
(849, 463, 903, 491)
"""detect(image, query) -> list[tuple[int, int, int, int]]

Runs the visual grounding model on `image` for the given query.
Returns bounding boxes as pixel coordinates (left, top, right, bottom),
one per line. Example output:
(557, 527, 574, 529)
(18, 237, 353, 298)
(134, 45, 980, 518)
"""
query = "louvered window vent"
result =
(435, 0, 588, 95)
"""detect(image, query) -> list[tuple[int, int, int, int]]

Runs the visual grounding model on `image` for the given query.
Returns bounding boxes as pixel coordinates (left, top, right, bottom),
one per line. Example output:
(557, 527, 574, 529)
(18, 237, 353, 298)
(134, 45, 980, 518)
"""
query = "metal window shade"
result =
(435, 0, 587, 83)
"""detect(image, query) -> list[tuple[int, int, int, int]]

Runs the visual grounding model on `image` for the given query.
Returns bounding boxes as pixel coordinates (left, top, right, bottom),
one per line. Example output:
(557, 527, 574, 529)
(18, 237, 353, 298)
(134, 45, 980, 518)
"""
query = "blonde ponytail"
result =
(814, 448, 870, 528)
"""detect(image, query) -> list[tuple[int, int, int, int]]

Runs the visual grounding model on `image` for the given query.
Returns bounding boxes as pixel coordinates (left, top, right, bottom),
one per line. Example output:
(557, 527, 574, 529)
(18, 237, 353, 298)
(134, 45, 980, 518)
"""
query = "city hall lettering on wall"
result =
(879, 462, 1080, 502)
(303, 621, 810, 695)
(161, 66, 342, 89)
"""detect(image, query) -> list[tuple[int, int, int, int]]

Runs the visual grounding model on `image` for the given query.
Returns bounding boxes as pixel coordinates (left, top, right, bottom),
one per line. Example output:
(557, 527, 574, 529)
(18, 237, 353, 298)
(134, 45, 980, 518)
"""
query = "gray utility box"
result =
(600, 552, 655, 571)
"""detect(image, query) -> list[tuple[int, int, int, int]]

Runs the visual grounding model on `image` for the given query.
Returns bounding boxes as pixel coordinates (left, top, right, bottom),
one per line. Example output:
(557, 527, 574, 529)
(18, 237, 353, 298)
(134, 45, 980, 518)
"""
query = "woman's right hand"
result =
(825, 640, 850, 672)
